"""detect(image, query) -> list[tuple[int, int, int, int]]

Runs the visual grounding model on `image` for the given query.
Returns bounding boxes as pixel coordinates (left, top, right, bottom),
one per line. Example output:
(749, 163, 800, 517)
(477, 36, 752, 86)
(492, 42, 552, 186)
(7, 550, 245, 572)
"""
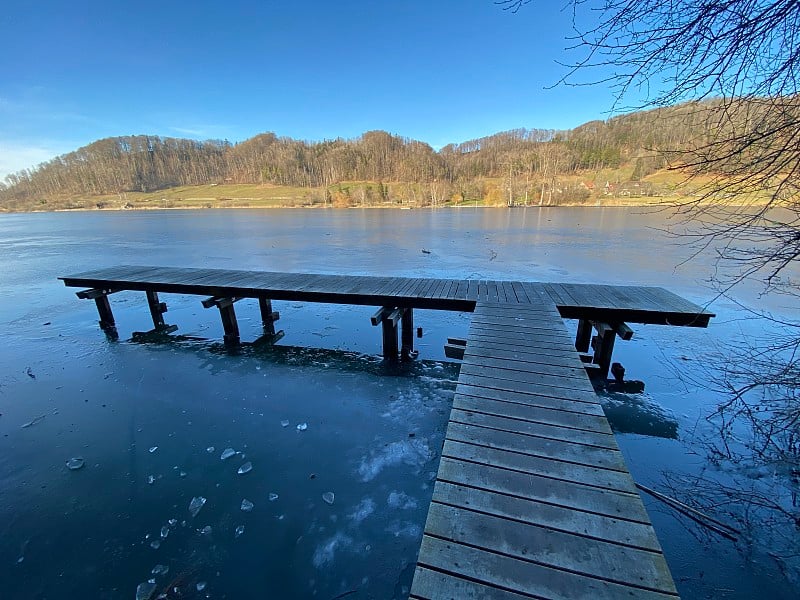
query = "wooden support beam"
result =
(444, 343, 466, 360)
(218, 302, 240, 346)
(612, 322, 634, 341)
(447, 337, 467, 347)
(258, 298, 280, 335)
(575, 318, 592, 352)
(371, 306, 392, 326)
(401, 308, 415, 360)
(76, 288, 118, 300)
(201, 297, 241, 345)
(94, 294, 117, 336)
(591, 322, 616, 379)
(145, 290, 169, 330)
(381, 306, 399, 361)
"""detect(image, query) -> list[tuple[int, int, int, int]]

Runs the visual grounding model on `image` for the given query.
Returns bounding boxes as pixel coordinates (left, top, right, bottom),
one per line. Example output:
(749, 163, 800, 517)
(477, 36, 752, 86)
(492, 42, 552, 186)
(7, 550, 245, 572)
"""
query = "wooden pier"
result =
(60, 265, 713, 599)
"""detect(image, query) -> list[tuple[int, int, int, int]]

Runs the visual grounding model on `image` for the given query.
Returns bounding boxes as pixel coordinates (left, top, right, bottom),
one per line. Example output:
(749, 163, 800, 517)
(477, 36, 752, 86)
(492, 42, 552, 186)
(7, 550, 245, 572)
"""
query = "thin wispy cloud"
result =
(0, 141, 68, 181)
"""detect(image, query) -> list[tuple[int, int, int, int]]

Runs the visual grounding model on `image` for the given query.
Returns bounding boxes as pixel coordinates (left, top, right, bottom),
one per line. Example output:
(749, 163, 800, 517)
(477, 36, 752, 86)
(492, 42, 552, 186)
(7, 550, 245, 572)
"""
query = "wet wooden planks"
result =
(410, 301, 679, 600)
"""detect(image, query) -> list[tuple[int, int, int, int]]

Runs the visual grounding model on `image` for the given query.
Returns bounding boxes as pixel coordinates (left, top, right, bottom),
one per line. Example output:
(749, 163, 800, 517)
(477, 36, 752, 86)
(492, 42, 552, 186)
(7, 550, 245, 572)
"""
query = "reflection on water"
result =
(0, 208, 798, 599)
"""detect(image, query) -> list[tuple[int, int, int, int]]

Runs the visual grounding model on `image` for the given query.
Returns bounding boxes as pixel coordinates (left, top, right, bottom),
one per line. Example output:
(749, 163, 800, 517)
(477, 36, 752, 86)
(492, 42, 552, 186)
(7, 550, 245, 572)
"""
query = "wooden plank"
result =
(451, 394, 610, 434)
(423, 503, 677, 593)
(445, 423, 627, 471)
(464, 346, 587, 370)
(431, 481, 659, 549)
(414, 536, 677, 600)
(449, 409, 617, 449)
(454, 382, 605, 415)
(458, 365, 595, 394)
(437, 453, 644, 519)
(411, 566, 531, 600)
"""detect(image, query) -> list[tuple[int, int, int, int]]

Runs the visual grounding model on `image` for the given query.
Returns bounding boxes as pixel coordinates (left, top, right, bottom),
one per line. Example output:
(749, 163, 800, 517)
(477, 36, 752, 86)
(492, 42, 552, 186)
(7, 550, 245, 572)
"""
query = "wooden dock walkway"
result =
(60, 265, 713, 599)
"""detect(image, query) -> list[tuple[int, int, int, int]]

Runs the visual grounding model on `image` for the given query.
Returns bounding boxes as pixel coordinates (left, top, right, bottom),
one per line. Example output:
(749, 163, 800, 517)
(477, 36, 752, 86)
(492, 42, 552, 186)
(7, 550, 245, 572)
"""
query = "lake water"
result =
(0, 208, 797, 599)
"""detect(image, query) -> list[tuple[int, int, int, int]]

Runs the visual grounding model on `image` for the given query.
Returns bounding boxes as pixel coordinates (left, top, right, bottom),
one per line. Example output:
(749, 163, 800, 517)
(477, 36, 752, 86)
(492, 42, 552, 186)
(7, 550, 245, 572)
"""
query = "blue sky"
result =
(0, 0, 621, 180)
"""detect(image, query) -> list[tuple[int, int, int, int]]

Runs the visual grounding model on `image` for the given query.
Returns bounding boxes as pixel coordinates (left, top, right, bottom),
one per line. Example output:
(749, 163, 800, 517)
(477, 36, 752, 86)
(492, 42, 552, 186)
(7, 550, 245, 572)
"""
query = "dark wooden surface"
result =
(59, 265, 698, 599)
(60, 265, 713, 325)
(410, 301, 679, 599)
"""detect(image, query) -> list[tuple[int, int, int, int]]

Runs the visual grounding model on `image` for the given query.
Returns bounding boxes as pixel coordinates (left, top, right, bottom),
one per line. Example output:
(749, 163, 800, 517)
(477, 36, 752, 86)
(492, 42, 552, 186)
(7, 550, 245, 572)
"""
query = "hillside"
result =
(0, 101, 739, 211)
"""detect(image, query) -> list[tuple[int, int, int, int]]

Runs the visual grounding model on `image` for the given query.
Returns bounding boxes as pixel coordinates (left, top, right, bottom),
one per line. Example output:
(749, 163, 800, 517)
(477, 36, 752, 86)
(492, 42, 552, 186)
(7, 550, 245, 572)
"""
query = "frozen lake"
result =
(0, 207, 797, 599)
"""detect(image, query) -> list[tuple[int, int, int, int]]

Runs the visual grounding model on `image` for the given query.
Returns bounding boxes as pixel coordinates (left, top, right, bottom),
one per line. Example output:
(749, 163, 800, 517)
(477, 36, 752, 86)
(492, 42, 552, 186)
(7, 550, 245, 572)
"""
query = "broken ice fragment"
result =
(322, 492, 335, 505)
(296, 422, 308, 431)
(241, 499, 254, 512)
(65, 457, 85, 471)
(147, 475, 155, 485)
(188, 496, 206, 518)
(235, 525, 245, 538)
(206, 446, 215, 453)
(136, 582, 157, 600)
(237, 462, 253, 475)
(149, 446, 158, 453)
(160, 526, 169, 539)
(199, 525, 212, 536)
(151, 564, 169, 576)
(220, 448, 236, 460)
(280, 420, 289, 427)
(167, 519, 178, 527)
(196, 581, 207, 591)
(150, 540, 161, 550)
(268, 493, 279, 501)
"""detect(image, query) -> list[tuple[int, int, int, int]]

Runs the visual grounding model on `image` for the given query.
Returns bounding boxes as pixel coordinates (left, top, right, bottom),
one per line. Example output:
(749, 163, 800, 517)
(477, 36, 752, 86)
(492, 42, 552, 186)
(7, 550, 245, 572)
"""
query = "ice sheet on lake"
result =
(241, 499, 254, 512)
(357, 439, 432, 482)
(312, 532, 353, 568)
(385, 521, 422, 539)
(348, 497, 375, 524)
(387, 491, 417, 510)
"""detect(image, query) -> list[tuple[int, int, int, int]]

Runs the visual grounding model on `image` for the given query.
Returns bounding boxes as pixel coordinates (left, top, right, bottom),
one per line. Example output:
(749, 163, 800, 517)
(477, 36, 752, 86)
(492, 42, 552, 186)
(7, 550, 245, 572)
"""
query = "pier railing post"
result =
(591, 323, 616, 379)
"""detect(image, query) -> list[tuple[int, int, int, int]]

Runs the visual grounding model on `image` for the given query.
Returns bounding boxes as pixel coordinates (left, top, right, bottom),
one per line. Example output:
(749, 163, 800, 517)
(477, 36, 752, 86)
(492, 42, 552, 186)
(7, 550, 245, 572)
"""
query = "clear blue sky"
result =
(0, 0, 620, 179)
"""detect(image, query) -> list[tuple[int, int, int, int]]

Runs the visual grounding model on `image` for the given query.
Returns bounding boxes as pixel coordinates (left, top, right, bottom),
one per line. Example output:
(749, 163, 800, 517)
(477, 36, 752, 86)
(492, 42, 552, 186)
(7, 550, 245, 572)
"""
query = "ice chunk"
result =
(147, 475, 155, 485)
(268, 493, 279, 502)
(167, 519, 178, 527)
(235, 525, 245, 538)
(151, 564, 169, 576)
(296, 422, 308, 431)
(136, 582, 157, 600)
(237, 462, 253, 475)
(322, 492, 335, 505)
(160, 526, 169, 539)
(188, 496, 206, 518)
(220, 448, 236, 460)
(280, 420, 290, 427)
(149, 446, 158, 453)
(241, 499, 254, 512)
(65, 457, 85, 471)
(150, 540, 161, 550)
(206, 446, 215, 453)
(196, 581, 207, 592)
(179, 471, 187, 478)
(199, 525, 212, 536)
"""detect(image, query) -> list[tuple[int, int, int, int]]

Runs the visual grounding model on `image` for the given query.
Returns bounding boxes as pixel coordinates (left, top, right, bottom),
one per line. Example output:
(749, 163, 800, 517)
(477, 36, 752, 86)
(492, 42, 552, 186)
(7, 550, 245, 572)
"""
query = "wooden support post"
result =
(202, 297, 242, 345)
(94, 295, 117, 334)
(381, 306, 399, 361)
(218, 302, 240, 346)
(401, 308, 414, 360)
(575, 318, 592, 352)
(145, 290, 168, 330)
(258, 298, 280, 335)
(76, 289, 118, 337)
(591, 322, 616, 379)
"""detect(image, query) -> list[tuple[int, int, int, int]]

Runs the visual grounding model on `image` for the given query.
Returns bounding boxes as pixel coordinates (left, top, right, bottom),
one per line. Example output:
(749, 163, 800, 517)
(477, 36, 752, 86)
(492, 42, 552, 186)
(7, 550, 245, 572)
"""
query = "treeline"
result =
(0, 101, 720, 208)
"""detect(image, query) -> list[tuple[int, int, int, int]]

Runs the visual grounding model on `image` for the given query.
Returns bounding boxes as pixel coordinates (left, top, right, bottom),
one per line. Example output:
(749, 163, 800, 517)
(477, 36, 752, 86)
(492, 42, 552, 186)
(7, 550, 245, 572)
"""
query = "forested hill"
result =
(0, 101, 719, 210)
